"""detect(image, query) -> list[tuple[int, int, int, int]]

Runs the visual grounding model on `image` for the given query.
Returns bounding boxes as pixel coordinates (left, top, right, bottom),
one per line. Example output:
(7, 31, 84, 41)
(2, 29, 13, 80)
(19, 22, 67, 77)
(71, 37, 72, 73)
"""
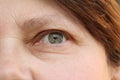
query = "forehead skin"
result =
(0, 0, 112, 80)
(0, 0, 57, 37)
(0, 0, 83, 39)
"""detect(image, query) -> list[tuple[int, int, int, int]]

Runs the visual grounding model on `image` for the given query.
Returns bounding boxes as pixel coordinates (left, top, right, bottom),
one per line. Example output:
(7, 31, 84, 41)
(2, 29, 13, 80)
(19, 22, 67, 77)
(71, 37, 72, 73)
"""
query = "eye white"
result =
(41, 32, 66, 44)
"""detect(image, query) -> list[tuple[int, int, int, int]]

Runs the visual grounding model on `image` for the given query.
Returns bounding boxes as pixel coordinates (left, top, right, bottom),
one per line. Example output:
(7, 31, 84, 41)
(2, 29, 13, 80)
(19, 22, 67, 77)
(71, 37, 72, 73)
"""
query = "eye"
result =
(28, 29, 76, 53)
(41, 32, 66, 44)
(31, 29, 72, 46)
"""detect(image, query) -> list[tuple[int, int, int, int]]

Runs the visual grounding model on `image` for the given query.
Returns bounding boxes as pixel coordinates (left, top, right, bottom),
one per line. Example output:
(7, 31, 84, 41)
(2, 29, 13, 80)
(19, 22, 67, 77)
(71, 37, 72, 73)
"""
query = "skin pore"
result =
(0, 0, 114, 80)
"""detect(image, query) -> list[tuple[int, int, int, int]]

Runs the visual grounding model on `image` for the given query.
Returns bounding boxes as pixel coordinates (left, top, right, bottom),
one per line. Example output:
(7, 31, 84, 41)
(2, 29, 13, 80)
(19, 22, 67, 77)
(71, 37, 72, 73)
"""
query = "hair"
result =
(56, 0, 120, 67)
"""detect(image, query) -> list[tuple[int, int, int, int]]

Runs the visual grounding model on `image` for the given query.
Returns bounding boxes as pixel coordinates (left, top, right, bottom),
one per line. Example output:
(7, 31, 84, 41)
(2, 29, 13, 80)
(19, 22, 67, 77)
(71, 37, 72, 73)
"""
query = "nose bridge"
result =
(0, 38, 20, 56)
(0, 38, 22, 70)
(0, 60, 24, 80)
(0, 37, 25, 65)
(0, 38, 32, 80)
(0, 2, 33, 80)
(0, 60, 32, 80)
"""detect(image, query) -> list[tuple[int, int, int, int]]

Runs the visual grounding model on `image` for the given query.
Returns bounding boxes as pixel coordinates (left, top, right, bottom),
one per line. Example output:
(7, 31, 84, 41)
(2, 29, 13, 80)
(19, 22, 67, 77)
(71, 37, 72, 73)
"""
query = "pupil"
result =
(48, 32, 63, 44)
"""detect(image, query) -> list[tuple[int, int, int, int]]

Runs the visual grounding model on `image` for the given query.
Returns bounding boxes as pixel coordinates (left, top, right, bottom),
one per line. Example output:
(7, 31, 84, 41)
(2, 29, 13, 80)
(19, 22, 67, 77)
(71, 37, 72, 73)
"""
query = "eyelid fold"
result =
(31, 29, 73, 45)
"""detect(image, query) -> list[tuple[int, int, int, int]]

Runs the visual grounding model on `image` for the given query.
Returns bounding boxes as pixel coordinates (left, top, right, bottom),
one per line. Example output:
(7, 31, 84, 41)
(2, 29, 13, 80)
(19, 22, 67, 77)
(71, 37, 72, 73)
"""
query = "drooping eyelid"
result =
(31, 29, 75, 45)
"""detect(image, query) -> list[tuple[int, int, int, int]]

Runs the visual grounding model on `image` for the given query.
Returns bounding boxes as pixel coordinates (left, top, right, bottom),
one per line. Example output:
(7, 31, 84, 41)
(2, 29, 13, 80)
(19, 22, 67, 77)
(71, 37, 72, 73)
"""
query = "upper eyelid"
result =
(31, 29, 74, 44)
(24, 25, 83, 45)
(20, 17, 84, 45)
(20, 16, 81, 36)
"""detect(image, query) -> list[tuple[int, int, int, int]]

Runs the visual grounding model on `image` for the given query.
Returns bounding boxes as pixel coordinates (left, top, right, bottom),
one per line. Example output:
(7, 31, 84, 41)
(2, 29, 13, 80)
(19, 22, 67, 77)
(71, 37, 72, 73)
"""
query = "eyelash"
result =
(31, 29, 73, 46)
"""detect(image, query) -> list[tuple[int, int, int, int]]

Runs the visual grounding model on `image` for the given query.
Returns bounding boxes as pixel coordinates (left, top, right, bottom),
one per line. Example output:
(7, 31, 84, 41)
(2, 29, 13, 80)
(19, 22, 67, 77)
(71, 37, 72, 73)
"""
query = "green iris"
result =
(48, 32, 63, 44)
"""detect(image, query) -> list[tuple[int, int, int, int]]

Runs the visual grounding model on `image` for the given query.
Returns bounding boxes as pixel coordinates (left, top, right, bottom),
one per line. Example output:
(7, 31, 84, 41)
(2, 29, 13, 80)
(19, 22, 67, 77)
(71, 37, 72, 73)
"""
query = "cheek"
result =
(31, 47, 110, 80)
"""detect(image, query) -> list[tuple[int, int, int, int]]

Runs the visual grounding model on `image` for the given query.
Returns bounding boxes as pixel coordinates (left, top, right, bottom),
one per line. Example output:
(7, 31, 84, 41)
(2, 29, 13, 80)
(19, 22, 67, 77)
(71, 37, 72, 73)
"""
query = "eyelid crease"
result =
(21, 18, 84, 46)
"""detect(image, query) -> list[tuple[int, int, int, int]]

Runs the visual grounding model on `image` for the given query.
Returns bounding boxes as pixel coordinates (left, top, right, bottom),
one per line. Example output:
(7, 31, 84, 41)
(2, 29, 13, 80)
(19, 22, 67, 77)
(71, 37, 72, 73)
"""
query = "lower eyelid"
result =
(34, 39, 68, 47)
(32, 40, 73, 52)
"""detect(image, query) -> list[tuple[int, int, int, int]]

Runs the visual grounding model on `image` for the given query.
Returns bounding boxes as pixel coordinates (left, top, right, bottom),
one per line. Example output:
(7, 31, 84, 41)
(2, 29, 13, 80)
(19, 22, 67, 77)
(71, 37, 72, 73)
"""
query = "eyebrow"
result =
(21, 14, 61, 33)
(21, 17, 48, 32)
(19, 17, 50, 41)
(21, 13, 61, 31)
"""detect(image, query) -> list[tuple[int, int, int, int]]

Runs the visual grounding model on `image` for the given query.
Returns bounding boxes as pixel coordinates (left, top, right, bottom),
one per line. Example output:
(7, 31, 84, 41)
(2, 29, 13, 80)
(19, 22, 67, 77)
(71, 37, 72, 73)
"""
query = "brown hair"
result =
(56, 0, 120, 67)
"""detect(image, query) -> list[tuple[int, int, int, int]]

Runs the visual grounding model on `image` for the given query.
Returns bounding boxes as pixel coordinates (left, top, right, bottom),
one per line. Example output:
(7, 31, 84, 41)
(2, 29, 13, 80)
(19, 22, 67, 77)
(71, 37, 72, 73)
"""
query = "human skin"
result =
(0, 0, 113, 80)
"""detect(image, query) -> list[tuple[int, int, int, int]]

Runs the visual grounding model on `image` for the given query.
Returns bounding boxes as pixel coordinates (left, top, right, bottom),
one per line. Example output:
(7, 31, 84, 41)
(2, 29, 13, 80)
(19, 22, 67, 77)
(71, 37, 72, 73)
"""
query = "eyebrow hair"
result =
(21, 13, 61, 31)
(22, 18, 47, 31)
(21, 14, 60, 32)
(19, 17, 49, 41)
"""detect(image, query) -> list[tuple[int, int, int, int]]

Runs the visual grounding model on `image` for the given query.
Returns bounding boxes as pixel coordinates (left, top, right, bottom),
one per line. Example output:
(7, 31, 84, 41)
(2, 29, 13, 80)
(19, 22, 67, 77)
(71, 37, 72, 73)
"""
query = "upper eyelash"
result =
(30, 29, 73, 45)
